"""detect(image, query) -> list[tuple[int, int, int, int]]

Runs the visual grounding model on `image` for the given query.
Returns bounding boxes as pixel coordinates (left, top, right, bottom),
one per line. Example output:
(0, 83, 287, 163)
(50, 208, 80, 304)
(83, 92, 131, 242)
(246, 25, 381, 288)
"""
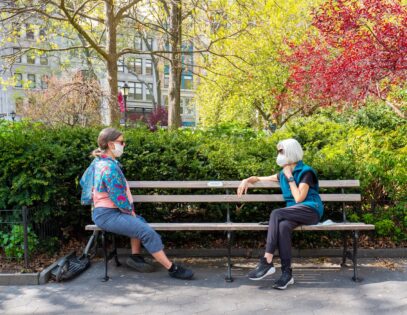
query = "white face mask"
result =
(276, 154, 289, 167)
(112, 143, 124, 158)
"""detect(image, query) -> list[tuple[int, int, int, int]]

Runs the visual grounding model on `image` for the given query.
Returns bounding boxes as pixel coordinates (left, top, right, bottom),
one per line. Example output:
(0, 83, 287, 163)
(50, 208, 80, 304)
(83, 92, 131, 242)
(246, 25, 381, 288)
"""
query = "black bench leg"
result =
(101, 231, 109, 282)
(225, 231, 234, 282)
(112, 234, 121, 267)
(352, 231, 362, 282)
(341, 231, 348, 267)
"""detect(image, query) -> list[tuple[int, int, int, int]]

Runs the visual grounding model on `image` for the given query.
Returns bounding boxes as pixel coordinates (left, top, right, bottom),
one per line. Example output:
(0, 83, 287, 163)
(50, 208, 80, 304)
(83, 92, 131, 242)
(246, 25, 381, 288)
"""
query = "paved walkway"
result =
(1, 257, 406, 315)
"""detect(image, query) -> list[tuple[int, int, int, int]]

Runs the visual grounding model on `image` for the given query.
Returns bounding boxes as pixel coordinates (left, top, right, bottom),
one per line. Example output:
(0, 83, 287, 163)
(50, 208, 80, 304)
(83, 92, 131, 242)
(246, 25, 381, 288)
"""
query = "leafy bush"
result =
(375, 219, 395, 237)
(0, 225, 39, 259)
(0, 104, 405, 249)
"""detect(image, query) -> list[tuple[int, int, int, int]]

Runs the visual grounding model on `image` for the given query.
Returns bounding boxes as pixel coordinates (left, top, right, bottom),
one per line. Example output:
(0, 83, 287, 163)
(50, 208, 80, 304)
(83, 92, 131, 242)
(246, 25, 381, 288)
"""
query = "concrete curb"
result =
(0, 272, 39, 286)
(38, 261, 59, 285)
(0, 260, 59, 286)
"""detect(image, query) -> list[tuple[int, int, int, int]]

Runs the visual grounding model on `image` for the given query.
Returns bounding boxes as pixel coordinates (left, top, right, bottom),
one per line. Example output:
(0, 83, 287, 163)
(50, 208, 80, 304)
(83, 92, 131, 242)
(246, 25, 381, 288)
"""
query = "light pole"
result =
(10, 111, 16, 123)
(122, 83, 129, 128)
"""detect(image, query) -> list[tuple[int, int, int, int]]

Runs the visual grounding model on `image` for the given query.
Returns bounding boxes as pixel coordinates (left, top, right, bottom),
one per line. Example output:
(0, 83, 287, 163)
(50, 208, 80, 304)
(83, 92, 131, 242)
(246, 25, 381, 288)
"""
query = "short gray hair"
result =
(277, 139, 303, 163)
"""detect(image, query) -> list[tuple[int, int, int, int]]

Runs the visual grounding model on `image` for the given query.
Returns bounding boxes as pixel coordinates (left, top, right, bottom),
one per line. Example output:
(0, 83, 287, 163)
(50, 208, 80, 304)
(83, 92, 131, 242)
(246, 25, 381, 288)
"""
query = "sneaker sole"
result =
(126, 260, 155, 273)
(169, 273, 194, 280)
(274, 277, 294, 290)
(248, 266, 276, 281)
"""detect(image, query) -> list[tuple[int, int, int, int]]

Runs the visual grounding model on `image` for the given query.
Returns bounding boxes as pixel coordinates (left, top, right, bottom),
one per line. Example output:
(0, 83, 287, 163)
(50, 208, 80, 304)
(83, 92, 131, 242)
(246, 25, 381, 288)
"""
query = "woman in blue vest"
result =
(237, 138, 323, 290)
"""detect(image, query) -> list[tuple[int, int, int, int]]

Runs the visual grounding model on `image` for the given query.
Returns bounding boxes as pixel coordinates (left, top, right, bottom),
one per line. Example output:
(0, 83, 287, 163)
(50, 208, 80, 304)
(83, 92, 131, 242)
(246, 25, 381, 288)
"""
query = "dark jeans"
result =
(266, 205, 319, 264)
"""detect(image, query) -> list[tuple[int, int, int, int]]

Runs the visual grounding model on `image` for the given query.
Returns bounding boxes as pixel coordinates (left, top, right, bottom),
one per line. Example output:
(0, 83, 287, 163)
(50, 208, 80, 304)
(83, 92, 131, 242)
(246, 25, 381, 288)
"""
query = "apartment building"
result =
(117, 37, 197, 126)
(0, 10, 197, 126)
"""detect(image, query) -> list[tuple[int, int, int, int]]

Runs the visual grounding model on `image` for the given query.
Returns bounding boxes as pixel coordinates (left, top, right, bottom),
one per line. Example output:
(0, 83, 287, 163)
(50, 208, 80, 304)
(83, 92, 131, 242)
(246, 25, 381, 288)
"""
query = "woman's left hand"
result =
(283, 165, 293, 178)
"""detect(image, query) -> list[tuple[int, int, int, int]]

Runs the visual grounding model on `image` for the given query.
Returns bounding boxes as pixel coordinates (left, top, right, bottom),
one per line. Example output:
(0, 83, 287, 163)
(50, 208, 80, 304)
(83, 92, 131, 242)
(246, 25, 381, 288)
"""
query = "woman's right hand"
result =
(237, 179, 250, 198)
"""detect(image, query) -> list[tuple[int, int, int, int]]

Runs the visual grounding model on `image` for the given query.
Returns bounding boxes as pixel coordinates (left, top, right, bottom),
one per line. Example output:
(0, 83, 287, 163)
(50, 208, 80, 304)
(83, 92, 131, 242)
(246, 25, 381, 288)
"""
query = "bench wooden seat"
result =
(86, 222, 374, 232)
(84, 180, 374, 282)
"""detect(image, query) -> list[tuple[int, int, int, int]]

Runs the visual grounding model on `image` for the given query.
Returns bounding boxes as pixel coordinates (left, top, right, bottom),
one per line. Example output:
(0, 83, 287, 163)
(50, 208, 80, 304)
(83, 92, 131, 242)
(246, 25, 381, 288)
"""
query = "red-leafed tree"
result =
(283, 0, 406, 118)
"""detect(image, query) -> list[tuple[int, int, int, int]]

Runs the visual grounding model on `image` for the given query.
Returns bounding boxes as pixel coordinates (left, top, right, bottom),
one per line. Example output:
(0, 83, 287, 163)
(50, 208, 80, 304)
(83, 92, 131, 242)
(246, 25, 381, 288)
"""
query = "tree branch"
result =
(57, 0, 108, 60)
(116, 0, 143, 21)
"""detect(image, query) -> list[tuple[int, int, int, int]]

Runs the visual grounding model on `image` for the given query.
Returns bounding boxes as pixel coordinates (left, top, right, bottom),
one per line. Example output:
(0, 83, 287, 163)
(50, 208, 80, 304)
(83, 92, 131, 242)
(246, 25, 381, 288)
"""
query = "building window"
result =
(135, 58, 142, 74)
(12, 23, 21, 38)
(164, 40, 170, 51)
(183, 54, 193, 72)
(144, 37, 153, 50)
(39, 28, 46, 38)
(41, 75, 48, 89)
(25, 24, 34, 40)
(183, 75, 193, 90)
(13, 48, 22, 63)
(117, 59, 125, 72)
(27, 52, 36, 64)
(146, 83, 153, 100)
(182, 97, 194, 115)
(40, 54, 48, 65)
(145, 59, 152, 75)
(164, 74, 169, 88)
(134, 37, 142, 50)
(27, 74, 36, 89)
(15, 73, 22, 88)
(126, 57, 142, 75)
(128, 82, 136, 99)
(135, 83, 143, 100)
(126, 57, 136, 73)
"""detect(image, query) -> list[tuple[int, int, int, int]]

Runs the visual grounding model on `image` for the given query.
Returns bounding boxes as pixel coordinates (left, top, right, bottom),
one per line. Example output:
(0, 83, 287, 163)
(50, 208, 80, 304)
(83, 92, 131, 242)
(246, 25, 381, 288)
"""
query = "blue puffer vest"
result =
(279, 160, 324, 219)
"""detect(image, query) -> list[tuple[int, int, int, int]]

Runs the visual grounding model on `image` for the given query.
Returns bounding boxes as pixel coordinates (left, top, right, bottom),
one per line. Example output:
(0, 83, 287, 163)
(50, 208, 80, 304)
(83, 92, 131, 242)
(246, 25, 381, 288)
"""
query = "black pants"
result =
(266, 205, 319, 264)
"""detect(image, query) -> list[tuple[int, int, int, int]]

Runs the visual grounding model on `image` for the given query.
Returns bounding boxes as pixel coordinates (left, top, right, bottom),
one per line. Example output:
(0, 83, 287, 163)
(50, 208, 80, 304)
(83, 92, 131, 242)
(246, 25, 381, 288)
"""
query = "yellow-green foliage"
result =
(196, 0, 324, 127)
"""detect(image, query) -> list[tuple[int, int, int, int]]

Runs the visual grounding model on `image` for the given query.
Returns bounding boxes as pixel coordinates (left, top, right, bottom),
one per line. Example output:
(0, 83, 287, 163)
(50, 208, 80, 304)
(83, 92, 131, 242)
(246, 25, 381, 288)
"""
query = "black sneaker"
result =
(126, 254, 155, 273)
(273, 269, 294, 290)
(168, 263, 194, 280)
(248, 257, 276, 280)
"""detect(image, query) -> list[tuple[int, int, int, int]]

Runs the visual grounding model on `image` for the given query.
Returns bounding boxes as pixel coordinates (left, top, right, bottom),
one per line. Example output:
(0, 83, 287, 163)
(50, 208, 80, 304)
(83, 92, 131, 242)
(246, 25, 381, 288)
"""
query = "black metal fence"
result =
(0, 207, 31, 272)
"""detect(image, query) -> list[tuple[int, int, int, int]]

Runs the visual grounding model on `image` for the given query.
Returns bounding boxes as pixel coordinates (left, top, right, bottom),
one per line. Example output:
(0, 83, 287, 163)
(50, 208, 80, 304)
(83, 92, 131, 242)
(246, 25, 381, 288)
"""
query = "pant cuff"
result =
(265, 244, 275, 254)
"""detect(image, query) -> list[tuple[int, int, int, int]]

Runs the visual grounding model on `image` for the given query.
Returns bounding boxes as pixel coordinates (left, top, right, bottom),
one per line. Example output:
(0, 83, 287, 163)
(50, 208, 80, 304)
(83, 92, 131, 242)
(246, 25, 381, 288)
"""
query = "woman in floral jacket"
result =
(80, 128, 193, 280)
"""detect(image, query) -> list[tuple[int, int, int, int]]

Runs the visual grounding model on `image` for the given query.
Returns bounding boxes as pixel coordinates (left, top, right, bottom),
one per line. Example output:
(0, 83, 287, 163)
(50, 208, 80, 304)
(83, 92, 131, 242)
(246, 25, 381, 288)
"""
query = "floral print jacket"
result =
(80, 155, 133, 214)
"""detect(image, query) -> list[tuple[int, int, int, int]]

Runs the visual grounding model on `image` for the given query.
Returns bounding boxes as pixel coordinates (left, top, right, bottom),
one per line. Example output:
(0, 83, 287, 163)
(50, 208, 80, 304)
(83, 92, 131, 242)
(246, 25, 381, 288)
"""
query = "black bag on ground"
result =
(50, 251, 90, 282)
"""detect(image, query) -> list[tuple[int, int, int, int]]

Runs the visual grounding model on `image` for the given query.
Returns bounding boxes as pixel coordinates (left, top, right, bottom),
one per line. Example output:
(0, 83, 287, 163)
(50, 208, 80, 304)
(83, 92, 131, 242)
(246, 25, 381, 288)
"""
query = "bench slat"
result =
(86, 222, 375, 232)
(132, 194, 361, 203)
(128, 180, 360, 189)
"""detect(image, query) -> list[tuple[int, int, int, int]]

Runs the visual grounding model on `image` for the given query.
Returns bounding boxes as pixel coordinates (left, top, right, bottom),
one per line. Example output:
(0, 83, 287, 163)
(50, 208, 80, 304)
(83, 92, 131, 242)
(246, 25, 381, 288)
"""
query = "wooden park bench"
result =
(85, 180, 375, 282)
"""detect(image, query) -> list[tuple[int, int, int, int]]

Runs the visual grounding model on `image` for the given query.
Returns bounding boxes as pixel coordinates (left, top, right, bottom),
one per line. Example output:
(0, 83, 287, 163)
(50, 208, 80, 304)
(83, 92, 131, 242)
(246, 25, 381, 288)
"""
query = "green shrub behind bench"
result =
(0, 105, 405, 249)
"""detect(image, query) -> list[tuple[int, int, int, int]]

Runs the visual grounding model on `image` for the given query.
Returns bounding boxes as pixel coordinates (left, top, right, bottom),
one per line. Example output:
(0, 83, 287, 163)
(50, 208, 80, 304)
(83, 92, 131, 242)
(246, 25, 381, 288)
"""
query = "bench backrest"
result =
(128, 180, 360, 223)
(128, 180, 361, 203)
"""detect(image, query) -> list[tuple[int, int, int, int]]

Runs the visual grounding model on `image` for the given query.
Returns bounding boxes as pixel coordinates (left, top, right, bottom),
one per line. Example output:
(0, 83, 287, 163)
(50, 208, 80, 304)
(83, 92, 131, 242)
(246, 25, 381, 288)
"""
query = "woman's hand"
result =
(237, 179, 250, 198)
(283, 165, 293, 179)
(237, 176, 258, 197)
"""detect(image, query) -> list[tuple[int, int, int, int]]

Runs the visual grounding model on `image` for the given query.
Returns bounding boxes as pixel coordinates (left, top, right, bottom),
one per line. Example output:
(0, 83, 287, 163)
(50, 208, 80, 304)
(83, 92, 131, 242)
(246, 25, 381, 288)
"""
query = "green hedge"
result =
(0, 104, 405, 250)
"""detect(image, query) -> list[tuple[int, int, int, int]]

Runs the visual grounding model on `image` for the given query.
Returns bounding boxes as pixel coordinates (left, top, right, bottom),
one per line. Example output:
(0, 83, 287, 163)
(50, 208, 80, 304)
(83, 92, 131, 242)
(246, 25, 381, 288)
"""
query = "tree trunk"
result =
(168, 0, 182, 129)
(153, 57, 162, 110)
(105, 1, 119, 124)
